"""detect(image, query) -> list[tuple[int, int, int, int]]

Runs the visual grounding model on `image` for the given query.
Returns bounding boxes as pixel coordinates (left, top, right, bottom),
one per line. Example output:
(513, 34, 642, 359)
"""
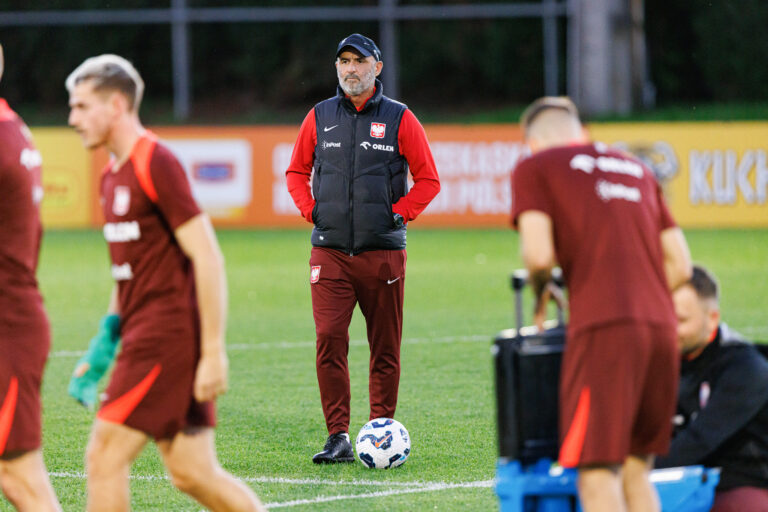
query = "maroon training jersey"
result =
(511, 143, 676, 333)
(0, 98, 48, 339)
(101, 132, 201, 346)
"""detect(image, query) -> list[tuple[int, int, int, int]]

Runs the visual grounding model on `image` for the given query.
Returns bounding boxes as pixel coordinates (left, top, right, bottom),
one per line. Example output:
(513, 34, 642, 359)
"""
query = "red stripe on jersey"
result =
(0, 99, 17, 122)
(131, 132, 159, 203)
(0, 377, 19, 455)
(559, 386, 591, 468)
(98, 364, 162, 425)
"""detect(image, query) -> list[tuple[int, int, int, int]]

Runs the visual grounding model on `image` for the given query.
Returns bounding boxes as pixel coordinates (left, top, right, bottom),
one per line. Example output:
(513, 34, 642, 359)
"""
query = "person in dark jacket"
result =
(656, 265, 768, 512)
(285, 33, 440, 463)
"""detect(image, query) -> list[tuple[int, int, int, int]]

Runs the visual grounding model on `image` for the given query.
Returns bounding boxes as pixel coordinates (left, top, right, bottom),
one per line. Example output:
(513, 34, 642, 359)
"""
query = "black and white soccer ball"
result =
(355, 418, 410, 469)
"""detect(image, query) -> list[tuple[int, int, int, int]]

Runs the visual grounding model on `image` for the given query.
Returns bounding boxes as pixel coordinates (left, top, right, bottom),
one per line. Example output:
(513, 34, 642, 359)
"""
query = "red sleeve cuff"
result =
(286, 109, 318, 221)
(303, 201, 315, 223)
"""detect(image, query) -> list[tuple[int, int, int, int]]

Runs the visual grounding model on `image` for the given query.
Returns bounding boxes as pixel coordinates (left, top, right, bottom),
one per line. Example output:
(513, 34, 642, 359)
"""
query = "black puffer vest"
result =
(311, 79, 408, 255)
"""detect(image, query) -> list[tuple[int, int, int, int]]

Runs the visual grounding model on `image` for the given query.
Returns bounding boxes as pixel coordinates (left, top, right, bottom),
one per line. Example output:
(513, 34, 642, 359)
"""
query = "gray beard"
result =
(338, 70, 375, 97)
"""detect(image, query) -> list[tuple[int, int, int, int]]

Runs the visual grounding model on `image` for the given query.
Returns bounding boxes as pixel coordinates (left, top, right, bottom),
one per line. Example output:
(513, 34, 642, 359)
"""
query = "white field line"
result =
(244, 476, 426, 487)
(49, 471, 486, 488)
(49, 334, 491, 359)
(265, 480, 494, 509)
(48, 471, 494, 509)
(50, 325, 768, 359)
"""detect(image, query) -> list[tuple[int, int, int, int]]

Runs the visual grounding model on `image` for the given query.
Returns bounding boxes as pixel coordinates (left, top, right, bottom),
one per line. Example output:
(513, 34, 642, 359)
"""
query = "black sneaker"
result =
(312, 432, 354, 464)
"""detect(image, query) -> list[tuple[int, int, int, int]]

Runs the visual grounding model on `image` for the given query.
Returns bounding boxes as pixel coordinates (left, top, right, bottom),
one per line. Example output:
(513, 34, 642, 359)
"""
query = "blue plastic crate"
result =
(496, 458, 719, 512)
(653, 466, 720, 512)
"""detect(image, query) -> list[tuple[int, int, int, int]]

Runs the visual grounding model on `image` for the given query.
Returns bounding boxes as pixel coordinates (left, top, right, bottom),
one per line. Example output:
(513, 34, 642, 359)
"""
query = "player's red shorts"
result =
(558, 320, 678, 467)
(0, 321, 50, 457)
(98, 334, 215, 440)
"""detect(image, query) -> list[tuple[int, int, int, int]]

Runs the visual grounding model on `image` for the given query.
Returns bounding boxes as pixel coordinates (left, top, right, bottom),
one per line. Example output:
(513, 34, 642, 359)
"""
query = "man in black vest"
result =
(285, 33, 440, 463)
(656, 265, 768, 511)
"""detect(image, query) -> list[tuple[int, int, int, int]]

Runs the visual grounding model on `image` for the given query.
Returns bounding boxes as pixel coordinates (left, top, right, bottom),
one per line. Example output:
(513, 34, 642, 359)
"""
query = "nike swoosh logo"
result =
(375, 434, 392, 448)
(387, 277, 400, 285)
(323, 125, 339, 132)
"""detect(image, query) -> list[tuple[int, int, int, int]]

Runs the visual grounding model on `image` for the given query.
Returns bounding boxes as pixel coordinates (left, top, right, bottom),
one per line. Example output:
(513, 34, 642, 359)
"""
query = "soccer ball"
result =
(355, 418, 411, 469)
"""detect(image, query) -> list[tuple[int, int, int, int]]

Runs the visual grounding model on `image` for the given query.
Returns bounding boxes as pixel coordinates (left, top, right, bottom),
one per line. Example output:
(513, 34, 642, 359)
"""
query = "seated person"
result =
(656, 265, 768, 512)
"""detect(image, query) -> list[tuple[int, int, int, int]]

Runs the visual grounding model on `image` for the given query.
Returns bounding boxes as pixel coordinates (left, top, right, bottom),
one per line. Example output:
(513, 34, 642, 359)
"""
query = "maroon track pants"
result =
(309, 247, 406, 435)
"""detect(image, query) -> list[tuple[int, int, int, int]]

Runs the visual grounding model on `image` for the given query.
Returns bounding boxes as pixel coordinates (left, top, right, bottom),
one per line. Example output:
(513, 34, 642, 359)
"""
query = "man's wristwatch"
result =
(393, 213, 405, 227)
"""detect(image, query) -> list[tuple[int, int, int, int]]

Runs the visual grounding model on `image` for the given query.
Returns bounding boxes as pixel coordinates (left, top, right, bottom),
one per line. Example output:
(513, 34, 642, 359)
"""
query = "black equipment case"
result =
(493, 269, 566, 464)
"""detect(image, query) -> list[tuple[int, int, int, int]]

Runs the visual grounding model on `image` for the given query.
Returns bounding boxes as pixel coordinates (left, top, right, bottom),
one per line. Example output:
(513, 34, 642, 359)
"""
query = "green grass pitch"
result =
(13, 228, 768, 511)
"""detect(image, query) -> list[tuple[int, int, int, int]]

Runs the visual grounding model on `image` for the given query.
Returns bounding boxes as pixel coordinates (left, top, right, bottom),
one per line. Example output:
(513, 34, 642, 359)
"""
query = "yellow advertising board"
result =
(30, 128, 92, 228)
(589, 122, 768, 227)
(146, 124, 527, 228)
(30, 122, 768, 229)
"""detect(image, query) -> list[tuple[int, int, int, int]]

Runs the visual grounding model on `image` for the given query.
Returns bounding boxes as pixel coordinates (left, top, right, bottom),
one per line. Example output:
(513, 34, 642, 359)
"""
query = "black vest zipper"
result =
(348, 112, 357, 255)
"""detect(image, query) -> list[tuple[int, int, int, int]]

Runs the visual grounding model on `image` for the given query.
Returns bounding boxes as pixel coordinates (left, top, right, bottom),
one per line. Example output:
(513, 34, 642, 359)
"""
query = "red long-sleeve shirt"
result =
(285, 104, 440, 223)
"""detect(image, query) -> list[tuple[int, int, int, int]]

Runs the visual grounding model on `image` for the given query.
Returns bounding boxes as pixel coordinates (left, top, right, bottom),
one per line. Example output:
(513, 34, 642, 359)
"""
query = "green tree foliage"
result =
(646, 0, 768, 103)
(398, 18, 546, 109)
(0, 1, 552, 121)
(1, 1, 765, 121)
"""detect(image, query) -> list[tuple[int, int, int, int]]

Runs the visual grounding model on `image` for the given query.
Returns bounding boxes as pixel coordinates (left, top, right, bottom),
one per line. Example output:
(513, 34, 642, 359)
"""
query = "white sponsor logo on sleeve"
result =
(103, 221, 141, 242)
(32, 185, 44, 205)
(111, 263, 134, 281)
(20, 148, 43, 170)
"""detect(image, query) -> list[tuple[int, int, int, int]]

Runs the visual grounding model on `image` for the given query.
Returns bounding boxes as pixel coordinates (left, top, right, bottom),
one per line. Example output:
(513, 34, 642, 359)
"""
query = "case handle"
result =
(510, 268, 565, 331)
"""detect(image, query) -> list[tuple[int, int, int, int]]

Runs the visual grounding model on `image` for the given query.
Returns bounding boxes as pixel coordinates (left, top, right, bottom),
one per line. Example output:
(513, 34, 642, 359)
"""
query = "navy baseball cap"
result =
(336, 33, 381, 61)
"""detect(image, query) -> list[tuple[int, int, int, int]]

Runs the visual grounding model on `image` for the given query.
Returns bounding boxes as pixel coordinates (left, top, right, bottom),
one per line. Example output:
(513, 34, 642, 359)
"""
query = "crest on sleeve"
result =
(370, 122, 386, 138)
(112, 186, 131, 216)
(310, 265, 321, 284)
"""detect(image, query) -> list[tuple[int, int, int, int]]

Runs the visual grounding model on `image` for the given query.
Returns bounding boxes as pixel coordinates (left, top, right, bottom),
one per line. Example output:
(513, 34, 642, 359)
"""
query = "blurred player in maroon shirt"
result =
(66, 54, 264, 512)
(511, 97, 692, 512)
(0, 43, 62, 512)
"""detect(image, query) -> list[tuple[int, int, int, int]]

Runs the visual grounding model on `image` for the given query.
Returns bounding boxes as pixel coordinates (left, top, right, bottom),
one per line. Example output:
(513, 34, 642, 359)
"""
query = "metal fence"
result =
(0, 1, 567, 120)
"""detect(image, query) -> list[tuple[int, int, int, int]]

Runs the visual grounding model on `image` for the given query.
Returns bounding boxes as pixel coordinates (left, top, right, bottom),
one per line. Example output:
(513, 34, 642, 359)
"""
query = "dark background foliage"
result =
(0, 0, 766, 123)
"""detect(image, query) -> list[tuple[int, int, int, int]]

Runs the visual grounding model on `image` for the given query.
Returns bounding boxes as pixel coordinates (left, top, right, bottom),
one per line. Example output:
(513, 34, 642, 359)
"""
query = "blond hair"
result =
(65, 54, 144, 111)
(520, 96, 581, 138)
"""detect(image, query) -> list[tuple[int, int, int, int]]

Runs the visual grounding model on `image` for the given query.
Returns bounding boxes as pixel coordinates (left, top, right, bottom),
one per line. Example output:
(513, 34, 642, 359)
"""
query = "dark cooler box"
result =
(493, 269, 565, 463)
